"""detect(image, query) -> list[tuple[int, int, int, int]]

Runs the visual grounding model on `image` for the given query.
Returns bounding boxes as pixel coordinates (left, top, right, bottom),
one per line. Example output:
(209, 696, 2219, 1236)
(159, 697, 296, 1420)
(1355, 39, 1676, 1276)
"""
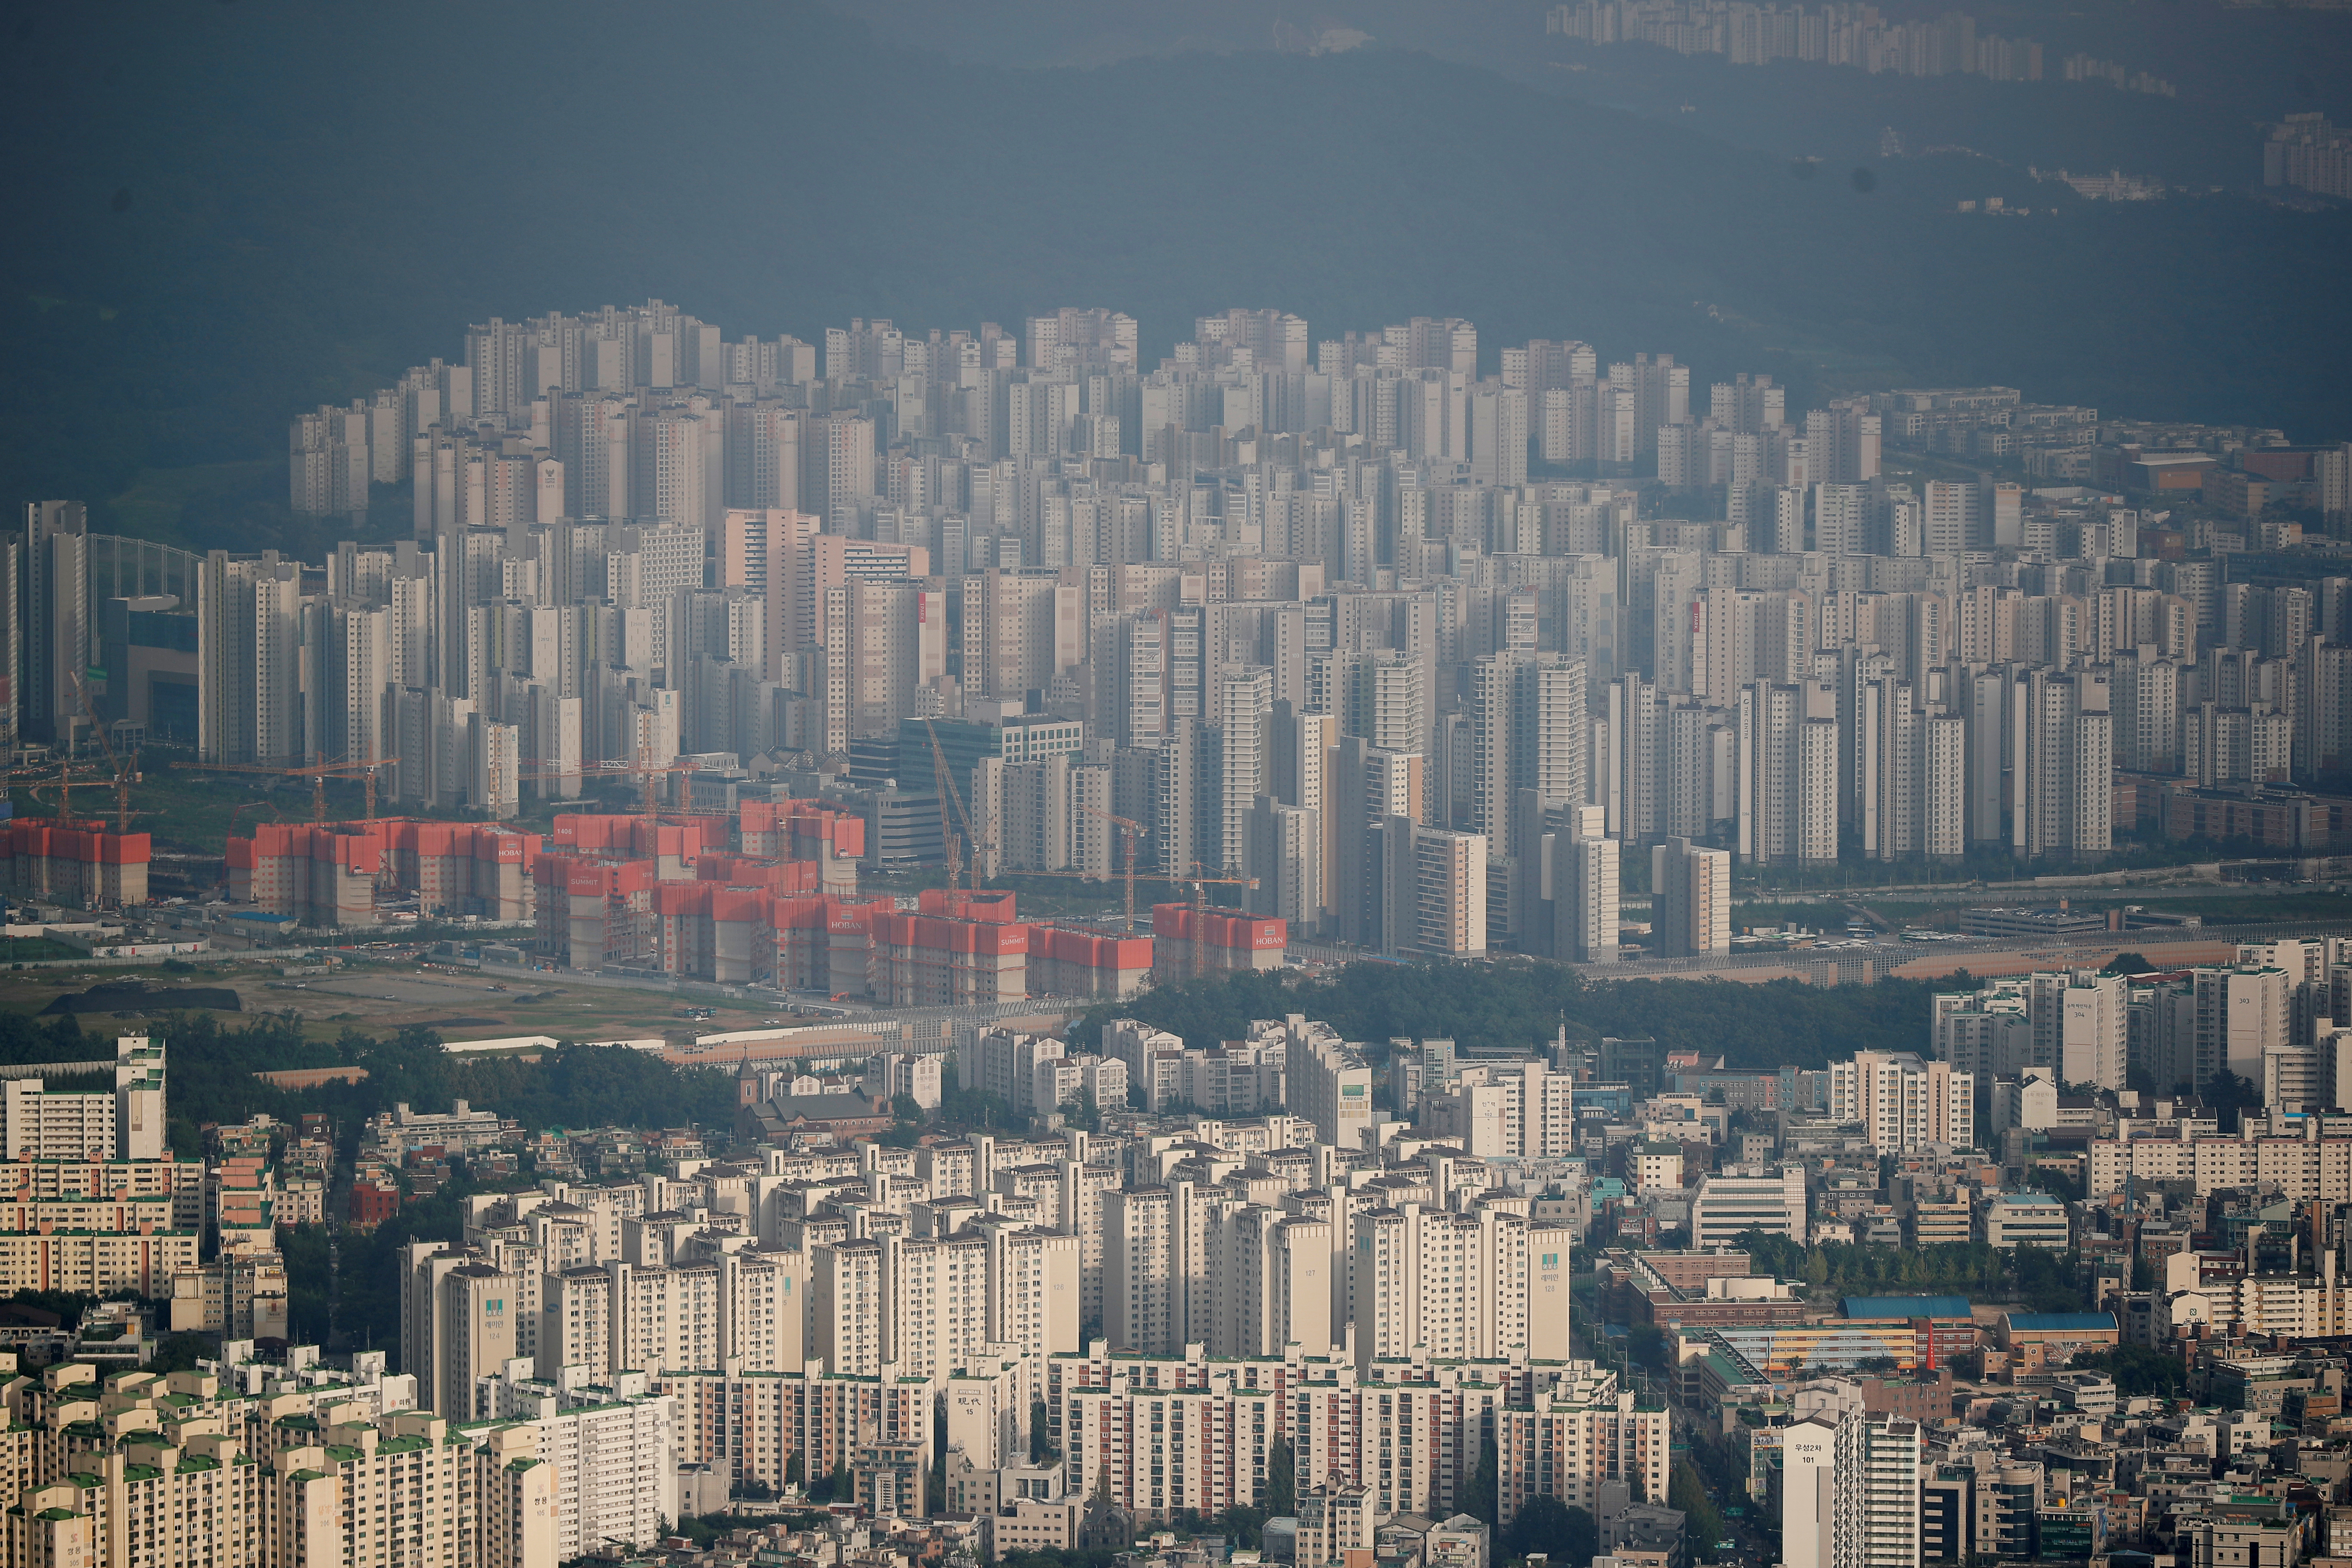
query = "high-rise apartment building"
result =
(2037, 969, 2128, 1090)
(24, 500, 87, 747)
(1289, 1023, 1374, 1150)
(401, 1245, 523, 1416)
(2196, 963, 2291, 1087)
(1554, 805, 1620, 963)
(197, 550, 306, 764)
(2012, 668, 2112, 858)
(1376, 816, 1487, 956)
(1651, 836, 1729, 958)
(1498, 1368, 1670, 1525)
(1103, 1185, 1176, 1355)
(1826, 1052, 1975, 1152)
(1350, 1202, 1530, 1365)
(1785, 1415, 1922, 1568)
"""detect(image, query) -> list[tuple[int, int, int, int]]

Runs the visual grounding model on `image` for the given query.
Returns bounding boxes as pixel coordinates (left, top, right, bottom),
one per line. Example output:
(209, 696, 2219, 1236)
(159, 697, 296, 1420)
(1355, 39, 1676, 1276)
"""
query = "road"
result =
(1615, 865, 2352, 911)
(1292, 916, 2352, 983)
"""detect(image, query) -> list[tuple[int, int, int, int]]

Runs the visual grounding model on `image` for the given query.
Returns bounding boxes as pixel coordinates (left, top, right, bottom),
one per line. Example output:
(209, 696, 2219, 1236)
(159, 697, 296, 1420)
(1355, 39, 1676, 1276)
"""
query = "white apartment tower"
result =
(1104, 1186, 1176, 1355)
(1211, 664, 1274, 876)
(1826, 1052, 1975, 1152)
(1651, 836, 1730, 958)
(2012, 668, 2113, 858)
(2037, 969, 2128, 1090)
(199, 550, 306, 764)
(1784, 1414, 1921, 1568)
(1349, 1203, 1530, 1366)
(1556, 805, 1620, 964)
(1834, 1415, 1923, 1568)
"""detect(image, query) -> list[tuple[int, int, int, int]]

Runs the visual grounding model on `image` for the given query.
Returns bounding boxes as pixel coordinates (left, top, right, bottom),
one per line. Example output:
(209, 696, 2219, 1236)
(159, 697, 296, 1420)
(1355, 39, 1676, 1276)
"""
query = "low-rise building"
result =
(1979, 1191, 2070, 1250)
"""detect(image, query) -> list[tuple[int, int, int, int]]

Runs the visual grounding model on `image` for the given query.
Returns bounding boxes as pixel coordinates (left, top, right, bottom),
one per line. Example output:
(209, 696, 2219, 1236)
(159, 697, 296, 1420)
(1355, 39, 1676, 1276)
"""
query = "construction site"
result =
(0, 690, 161, 910)
(0, 724, 1286, 1006)
(219, 796, 1282, 1001)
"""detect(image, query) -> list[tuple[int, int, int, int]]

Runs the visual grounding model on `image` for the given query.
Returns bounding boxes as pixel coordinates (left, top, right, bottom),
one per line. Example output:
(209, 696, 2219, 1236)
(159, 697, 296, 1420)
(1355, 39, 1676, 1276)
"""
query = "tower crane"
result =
(514, 756, 723, 818)
(1076, 805, 1146, 935)
(180, 755, 398, 824)
(922, 718, 1001, 903)
(69, 673, 144, 833)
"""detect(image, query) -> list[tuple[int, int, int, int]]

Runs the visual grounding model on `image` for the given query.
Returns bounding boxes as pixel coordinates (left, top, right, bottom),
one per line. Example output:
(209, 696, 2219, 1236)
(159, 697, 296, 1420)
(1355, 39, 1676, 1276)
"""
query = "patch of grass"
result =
(860, 864, 1207, 924)
(1845, 889, 2352, 928)
(0, 938, 87, 963)
(12, 765, 313, 859)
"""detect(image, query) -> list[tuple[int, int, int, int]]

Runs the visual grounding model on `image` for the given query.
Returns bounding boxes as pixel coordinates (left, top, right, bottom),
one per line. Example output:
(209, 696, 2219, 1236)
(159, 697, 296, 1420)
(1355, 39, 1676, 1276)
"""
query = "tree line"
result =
(1069, 961, 1952, 1073)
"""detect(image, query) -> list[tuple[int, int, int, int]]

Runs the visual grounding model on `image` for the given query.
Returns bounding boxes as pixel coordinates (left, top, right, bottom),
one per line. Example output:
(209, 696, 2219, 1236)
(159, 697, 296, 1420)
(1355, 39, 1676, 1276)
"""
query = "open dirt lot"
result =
(0, 958, 830, 1047)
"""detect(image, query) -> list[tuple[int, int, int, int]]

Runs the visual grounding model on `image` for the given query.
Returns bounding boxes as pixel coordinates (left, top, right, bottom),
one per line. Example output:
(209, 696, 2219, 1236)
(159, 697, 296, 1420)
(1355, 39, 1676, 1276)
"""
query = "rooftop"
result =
(1842, 1295, 1973, 1320)
(2006, 1313, 2118, 1332)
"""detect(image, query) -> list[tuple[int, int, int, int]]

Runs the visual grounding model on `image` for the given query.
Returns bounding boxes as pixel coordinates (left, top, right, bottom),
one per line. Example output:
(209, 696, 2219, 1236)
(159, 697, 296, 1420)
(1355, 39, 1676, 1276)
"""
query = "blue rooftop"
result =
(2006, 1312, 2116, 1332)
(1843, 1295, 1972, 1320)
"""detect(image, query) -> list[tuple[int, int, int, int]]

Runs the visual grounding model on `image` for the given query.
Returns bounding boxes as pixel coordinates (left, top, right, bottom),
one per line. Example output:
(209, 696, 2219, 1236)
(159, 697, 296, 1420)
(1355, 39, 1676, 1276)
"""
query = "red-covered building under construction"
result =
(229, 819, 537, 926)
(1147, 903, 1288, 980)
(223, 797, 1271, 1001)
(535, 854, 1152, 1001)
(0, 819, 151, 907)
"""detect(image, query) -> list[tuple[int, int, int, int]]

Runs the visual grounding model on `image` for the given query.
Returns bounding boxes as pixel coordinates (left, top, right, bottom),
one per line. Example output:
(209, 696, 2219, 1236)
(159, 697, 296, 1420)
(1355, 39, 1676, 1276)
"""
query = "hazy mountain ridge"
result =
(3, 0, 2347, 548)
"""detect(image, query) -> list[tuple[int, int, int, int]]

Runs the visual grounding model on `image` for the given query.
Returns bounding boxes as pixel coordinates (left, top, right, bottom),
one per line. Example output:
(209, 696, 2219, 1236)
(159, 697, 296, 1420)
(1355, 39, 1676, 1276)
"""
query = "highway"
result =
(1290, 915, 2352, 984)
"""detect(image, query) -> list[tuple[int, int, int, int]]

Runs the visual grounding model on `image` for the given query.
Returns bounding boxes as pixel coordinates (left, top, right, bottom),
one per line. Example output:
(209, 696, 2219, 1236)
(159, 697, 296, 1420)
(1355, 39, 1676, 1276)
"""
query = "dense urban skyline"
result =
(22, 290, 2328, 971)
(7, 7, 2352, 1568)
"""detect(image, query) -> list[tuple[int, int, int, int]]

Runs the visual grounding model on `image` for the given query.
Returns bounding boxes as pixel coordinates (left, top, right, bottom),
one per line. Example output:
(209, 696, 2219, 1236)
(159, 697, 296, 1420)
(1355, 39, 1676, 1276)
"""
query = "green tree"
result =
(1670, 1459, 1727, 1559)
(2073, 1344, 2186, 1400)
(1466, 1430, 1498, 1527)
(1032, 1399, 1056, 1462)
(1264, 1437, 1296, 1517)
(144, 1333, 212, 1375)
(1503, 1498, 1597, 1565)
(1068, 965, 1948, 1075)
(876, 1093, 927, 1146)
(1733, 1230, 1805, 1280)
(1214, 1506, 1271, 1550)
(935, 1081, 1016, 1133)
(2204, 1070, 2260, 1133)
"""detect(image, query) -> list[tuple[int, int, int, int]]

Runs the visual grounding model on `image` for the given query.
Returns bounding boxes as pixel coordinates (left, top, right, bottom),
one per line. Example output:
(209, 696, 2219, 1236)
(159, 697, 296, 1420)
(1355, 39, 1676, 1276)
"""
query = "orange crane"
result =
(1077, 804, 1146, 935)
(922, 720, 966, 900)
(922, 717, 1001, 897)
(69, 673, 144, 833)
(9, 762, 88, 823)
(180, 755, 398, 824)
(517, 755, 729, 818)
(989, 851, 1258, 962)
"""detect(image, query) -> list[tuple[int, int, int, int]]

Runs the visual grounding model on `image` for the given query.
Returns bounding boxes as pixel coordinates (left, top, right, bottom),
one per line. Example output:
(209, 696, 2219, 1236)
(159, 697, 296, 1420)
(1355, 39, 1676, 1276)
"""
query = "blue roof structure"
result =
(1842, 1295, 1972, 1320)
(2005, 1312, 2116, 1332)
